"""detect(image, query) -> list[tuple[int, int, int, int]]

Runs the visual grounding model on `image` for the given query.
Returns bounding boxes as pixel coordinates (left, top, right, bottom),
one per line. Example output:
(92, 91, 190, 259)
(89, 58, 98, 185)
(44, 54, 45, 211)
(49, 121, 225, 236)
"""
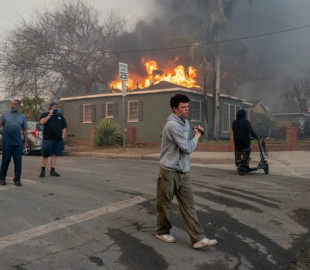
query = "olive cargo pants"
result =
(156, 167, 205, 244)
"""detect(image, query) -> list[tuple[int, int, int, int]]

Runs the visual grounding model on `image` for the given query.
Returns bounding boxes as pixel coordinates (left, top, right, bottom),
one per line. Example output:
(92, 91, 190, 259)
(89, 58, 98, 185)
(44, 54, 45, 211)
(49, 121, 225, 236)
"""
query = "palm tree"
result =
(173, 0, 238, 139)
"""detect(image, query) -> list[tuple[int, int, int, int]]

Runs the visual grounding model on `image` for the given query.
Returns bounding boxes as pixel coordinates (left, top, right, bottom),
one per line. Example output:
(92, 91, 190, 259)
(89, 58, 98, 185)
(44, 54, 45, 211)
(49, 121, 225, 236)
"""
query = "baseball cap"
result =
(49, 102, 58, 108)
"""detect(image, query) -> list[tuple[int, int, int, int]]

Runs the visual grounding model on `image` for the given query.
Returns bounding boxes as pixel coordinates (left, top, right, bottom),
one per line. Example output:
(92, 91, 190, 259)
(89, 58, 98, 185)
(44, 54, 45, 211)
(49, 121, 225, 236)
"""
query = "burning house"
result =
(60, 87, 253, 145)
(60, 59, 257, 145)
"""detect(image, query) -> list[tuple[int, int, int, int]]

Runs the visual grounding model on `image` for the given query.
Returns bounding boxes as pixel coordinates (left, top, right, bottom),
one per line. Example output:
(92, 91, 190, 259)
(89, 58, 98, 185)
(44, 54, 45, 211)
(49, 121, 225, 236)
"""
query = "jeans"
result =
(156, 168, 205, 244)
(0, 144, 23, 181)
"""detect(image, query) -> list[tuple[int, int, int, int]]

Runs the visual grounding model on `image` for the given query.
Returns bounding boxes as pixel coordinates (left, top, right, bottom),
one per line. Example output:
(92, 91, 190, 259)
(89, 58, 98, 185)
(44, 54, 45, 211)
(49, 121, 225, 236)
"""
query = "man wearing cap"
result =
(39, 102, 67, 178)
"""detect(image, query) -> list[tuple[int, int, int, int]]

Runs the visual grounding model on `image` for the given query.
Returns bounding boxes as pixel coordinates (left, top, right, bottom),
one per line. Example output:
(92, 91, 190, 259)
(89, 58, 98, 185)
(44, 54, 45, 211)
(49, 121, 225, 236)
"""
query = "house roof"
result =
(273, 112, 310, 117)
(60, 86, 205, 101)
(141, 81, 202, 91)
(247, 100, 269, 113)
(60, 81, 247, 103)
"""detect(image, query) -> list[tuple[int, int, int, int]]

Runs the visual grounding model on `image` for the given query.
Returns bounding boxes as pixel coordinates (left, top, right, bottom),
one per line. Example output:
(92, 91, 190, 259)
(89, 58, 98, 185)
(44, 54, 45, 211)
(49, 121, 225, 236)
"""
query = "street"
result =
(0, 155, 309, 270)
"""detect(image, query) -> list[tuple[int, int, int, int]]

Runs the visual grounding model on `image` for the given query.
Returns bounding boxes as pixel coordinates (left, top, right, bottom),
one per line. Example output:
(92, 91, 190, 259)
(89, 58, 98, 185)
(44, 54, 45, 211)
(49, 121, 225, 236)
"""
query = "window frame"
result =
(83, 104, 93, 123)
(127, 100, 139, 122)
(190, 100, 201, 122)
(223, 103, 242, 133)
(106, 102, 114, 118)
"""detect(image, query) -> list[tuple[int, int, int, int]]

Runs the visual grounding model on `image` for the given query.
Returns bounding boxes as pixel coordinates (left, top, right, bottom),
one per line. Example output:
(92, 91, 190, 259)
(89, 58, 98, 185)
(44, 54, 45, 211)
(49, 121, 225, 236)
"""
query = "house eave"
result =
(60, 87, 209, 101)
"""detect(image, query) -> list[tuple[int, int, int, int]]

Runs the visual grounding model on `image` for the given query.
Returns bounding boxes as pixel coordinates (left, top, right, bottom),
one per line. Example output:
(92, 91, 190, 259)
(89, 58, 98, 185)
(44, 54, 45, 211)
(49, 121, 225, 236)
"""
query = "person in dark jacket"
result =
(232, 109, 258, 166)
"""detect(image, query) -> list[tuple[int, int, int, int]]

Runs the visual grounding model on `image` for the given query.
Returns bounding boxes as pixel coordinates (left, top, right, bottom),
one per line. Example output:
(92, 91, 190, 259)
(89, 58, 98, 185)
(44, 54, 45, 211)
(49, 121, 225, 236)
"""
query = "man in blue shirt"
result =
(0, 99, 28, 186)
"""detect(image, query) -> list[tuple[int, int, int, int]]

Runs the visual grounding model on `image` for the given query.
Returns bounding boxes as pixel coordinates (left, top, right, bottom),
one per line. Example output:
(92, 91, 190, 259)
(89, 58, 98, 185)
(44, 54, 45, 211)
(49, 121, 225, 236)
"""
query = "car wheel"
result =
(23, 143, 32, 156)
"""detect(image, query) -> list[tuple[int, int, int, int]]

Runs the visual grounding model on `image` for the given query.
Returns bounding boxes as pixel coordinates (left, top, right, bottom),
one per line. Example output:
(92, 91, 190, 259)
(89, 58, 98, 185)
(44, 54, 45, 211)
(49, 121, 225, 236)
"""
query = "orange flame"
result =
(109, 59, 201, 90)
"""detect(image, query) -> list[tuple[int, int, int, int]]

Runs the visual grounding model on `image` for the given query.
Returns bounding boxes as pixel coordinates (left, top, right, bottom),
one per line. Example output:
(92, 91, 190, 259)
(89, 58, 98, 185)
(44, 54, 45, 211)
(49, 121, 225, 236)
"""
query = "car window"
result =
(36, 123, 44, 131)
(27, 122, 35, 130)
(27, 122, 43, 131)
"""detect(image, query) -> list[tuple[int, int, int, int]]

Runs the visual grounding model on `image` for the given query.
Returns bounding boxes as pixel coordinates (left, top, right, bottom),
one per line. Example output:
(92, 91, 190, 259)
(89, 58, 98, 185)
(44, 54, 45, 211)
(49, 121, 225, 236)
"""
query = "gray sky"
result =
(0, 0, 156, 98)
(1, 0, 310, 111)
(0, 0, 155, 35)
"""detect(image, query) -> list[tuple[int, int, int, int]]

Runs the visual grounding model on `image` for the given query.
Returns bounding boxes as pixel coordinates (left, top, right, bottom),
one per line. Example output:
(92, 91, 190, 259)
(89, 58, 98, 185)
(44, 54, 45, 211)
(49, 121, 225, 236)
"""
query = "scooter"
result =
(237, 138, 269, 176)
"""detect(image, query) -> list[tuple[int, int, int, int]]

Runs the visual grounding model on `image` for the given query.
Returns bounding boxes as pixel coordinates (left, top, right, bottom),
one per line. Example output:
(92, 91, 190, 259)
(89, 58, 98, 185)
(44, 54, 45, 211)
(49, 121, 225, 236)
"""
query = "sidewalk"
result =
(66, 147, 310, 179)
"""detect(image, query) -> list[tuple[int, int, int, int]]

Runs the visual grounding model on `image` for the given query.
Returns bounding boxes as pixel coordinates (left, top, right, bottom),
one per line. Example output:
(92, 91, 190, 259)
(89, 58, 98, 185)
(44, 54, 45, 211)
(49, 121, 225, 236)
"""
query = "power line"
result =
(108, 24, 310, 54)
(0, 23, 309, 59)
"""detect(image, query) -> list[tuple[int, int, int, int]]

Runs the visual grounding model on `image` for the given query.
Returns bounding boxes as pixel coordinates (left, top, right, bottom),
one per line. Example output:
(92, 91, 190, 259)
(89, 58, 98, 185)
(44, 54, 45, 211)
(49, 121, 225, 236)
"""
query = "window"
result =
(102, 102, 118, 118)
(128, 100, 139, 122)
(223, 103, 241, 133)
(223, 103, 229, 132)
(190, 100, 201, 122)
(83, 104, 94, 123)
(106, 102, 114, 118)
(81, 104, 96, 123)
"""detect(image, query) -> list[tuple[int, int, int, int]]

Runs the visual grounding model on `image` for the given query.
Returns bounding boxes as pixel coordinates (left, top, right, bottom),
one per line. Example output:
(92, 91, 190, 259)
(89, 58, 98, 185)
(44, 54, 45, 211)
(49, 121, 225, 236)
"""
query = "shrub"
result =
(93, 119, 122, 146)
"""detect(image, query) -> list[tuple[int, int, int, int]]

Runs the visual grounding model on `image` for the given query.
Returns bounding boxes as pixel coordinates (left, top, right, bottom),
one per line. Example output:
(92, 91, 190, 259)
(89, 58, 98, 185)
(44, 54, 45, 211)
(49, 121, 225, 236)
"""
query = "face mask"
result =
(53, 109, 58, 114)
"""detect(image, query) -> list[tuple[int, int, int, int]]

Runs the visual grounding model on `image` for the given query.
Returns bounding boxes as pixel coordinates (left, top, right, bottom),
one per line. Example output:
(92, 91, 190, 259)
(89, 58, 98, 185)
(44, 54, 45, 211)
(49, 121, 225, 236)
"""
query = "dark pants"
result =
(0, 145, 23, 181)
(235, 150, 251, 167)
(156, 168, 205, 244)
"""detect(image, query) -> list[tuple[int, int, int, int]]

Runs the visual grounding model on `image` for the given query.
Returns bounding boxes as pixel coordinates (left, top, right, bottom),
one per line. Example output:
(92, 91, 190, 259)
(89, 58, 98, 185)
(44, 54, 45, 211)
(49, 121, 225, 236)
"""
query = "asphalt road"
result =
(0, 156, 309, 270)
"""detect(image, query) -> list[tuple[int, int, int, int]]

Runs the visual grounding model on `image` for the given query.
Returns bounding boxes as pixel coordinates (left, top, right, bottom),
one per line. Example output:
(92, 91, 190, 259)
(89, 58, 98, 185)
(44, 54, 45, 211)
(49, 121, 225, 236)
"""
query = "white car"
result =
(22, 121, 44, 155)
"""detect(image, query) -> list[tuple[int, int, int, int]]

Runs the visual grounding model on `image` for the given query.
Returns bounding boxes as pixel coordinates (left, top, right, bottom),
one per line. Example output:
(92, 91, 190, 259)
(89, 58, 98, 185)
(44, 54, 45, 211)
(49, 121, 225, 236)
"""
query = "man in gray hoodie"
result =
(156, 94, 218, 249)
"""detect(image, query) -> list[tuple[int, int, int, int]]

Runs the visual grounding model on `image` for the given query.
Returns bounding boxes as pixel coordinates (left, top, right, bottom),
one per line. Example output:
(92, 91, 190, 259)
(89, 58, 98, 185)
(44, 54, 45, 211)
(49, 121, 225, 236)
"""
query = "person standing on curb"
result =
(0, 99, 28, 187)
(155, 94, 218, 249)
(39, 102, 67, 178)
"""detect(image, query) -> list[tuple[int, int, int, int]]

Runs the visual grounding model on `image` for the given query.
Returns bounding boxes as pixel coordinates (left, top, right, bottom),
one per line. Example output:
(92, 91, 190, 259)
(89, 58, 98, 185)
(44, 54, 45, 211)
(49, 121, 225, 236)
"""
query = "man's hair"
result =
(170, 94, 190, 109)
(11, 99, 21, 104)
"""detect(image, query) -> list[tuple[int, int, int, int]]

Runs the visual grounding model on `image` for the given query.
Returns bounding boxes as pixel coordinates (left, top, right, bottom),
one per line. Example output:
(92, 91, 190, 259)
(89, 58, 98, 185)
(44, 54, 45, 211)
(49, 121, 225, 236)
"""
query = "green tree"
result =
(254, 115, 276, 138)
(20, 97, 46, 121)
(94, 119, 122, 147)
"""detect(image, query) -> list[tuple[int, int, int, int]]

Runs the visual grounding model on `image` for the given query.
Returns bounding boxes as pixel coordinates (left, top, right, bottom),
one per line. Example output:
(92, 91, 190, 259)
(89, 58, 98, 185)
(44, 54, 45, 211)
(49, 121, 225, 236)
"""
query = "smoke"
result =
(112, 0, 310, 111)
(227, 0, 310, 111)
(111, 0, 191, 80)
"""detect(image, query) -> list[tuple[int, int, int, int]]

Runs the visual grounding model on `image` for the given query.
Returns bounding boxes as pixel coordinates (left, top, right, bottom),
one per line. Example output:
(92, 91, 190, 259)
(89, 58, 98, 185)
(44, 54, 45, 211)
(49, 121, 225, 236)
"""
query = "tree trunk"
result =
(212, 46, 221, 140)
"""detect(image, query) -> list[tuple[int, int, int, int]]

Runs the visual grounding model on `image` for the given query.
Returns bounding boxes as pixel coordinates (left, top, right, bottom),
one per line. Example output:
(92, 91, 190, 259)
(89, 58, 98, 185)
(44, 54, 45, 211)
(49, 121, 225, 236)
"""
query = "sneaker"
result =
(14, 181, 22, 187)
(193, 238, 218, 249)
(155, 234, 176, 243)
(50, 170, 60, 177)
(39, 171, 45, 178)
(0, 180, 6, 186)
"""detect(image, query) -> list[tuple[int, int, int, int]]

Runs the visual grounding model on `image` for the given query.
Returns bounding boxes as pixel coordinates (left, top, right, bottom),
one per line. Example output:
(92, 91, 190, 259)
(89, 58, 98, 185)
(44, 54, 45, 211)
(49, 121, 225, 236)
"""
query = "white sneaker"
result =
(193, 238, 218, 249)
(156, 234, 176, 243)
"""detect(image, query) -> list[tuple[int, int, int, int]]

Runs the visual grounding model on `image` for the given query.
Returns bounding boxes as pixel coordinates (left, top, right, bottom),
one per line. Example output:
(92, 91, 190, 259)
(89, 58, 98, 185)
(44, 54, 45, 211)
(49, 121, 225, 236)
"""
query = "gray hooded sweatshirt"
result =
(160, 113, 198, 173)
